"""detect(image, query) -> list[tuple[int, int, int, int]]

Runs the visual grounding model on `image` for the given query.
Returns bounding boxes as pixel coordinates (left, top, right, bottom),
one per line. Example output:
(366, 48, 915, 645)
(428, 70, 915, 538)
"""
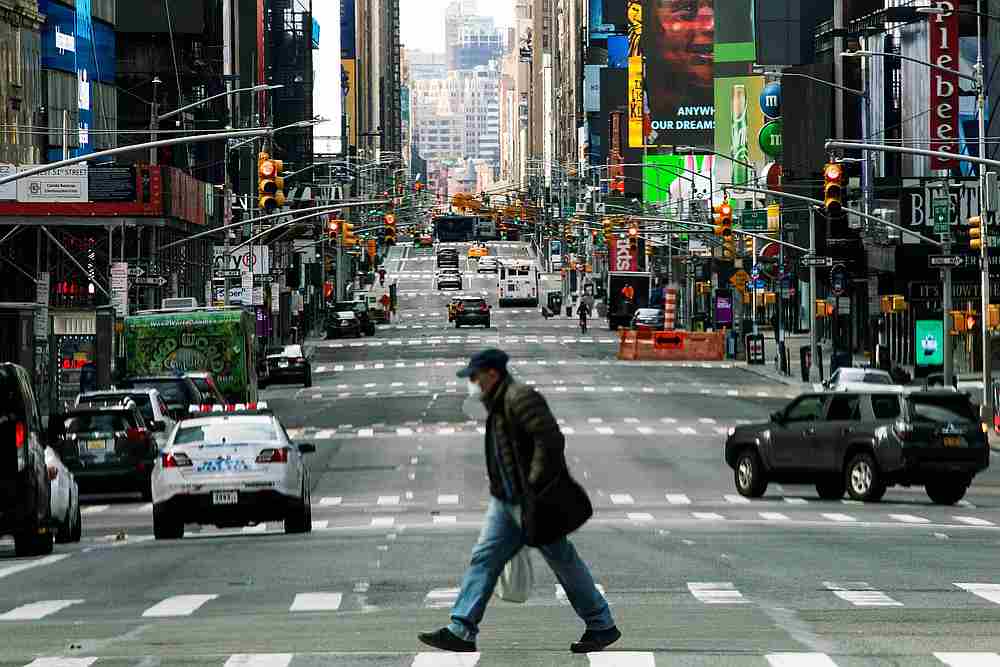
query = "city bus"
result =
(497, 259, 539, 307)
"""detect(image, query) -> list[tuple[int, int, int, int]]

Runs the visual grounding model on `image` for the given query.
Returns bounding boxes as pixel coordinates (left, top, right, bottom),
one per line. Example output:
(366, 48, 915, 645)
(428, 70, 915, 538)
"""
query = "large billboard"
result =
(713, 76, 767, 186)
(641, 0, 715, 148)
(342, 60, 358, 148)
(642, 154, 716, 205)
(929, 6, 959, 169)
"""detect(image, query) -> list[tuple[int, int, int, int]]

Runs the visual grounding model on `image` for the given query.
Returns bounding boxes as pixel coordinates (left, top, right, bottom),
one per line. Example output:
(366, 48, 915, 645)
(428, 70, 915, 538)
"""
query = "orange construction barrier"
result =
(617, 329, 724, 361)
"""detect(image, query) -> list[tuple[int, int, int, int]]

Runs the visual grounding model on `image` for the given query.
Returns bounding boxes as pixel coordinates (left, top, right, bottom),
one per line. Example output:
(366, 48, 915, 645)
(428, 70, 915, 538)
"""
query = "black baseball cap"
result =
(456, 348, 509, 378)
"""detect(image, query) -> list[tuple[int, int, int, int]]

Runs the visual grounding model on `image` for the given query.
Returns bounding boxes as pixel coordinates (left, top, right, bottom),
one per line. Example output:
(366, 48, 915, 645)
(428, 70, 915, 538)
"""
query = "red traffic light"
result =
(824, 163, 842, 181)
(967, 314, 977, 331)
(627, 225, 639, 237)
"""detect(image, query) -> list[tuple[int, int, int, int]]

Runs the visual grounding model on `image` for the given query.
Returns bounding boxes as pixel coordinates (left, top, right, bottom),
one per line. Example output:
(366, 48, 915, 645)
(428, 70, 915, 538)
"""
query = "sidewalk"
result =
(738, 331, 869, 391)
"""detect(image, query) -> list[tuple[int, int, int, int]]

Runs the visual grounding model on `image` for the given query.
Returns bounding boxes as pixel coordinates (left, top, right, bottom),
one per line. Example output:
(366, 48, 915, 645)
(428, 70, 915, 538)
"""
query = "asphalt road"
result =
(3, 240, 1000, 666)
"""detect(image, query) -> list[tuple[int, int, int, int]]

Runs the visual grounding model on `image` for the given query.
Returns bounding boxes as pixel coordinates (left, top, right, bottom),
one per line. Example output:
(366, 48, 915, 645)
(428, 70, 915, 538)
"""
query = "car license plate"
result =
(943, 436, 962, 447)
(279, 361, 289, 368)
(212, 490, 238, 505)
(87, 439, 109, 450)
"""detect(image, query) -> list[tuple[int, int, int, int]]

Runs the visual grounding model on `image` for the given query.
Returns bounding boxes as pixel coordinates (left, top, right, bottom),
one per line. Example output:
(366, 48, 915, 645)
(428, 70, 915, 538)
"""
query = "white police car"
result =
(150, 402, 315, 539)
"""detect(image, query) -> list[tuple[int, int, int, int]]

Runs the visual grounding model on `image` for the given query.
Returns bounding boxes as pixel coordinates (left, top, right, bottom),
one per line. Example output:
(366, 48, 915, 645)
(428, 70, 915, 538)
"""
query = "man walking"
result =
(418, 349, 621, 654)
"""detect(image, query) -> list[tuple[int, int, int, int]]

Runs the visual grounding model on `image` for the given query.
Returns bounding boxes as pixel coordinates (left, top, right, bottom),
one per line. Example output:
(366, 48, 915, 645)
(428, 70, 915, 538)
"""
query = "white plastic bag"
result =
(496, 548, 534, 603)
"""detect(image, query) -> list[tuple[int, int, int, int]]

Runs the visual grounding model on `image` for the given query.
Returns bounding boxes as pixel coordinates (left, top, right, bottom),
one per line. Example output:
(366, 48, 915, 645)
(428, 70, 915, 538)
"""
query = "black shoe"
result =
(570, 625, 622, 653)
(417, 627, 477, 653)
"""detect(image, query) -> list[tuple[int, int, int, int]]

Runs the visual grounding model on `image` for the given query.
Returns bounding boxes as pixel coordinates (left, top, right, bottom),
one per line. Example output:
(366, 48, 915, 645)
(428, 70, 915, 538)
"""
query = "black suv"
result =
(0, 363, 54, 556)
(329, 300, 376, 336)
(725, 390, 989, 504)
(454, 297, 491, 328)
(119, 376, 204, 420)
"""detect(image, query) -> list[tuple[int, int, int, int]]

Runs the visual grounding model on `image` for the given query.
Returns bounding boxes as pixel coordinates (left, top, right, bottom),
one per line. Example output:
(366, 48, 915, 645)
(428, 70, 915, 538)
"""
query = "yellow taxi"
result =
(468, 244, 488, 258)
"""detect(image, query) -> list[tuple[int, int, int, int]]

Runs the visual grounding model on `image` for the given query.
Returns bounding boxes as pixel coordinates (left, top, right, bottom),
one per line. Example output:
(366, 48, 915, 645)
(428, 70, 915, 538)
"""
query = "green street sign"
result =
(740, 210, 767, 231)
(932, 198, 950, 235)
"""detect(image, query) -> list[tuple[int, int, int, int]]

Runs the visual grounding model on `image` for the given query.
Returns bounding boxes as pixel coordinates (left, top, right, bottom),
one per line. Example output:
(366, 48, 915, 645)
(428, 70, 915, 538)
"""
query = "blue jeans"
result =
(447, 498, 615, 642)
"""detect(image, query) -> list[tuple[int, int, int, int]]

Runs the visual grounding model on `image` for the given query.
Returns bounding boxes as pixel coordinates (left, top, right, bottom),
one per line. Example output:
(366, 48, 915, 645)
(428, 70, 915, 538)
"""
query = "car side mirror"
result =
(297, 443, 316, 454)
(770, 411, 784, 424)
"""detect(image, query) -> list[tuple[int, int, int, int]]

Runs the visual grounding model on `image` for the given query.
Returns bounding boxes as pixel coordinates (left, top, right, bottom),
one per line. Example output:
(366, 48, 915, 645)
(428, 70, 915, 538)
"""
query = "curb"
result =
(736, 362, 811, 390)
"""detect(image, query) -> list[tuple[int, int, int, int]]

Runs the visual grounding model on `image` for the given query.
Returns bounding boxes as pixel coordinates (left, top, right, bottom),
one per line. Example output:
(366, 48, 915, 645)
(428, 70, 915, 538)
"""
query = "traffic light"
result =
(257, 152, 285, 214)
(326, 218, 340, 239)
(628, 224, 639, 253)
(341, 222, 357, 247)
(968, 215, 983, 251)
(950, 310, 967, 333)
(744, 234, 754, 255)
(384, 213, 397, 246)
(603, 218, 614, 239)
(823, 162, 844, 218)
(714, 202, 734, 259)
(990, 304, 1000, 331)
(966, 309, 977, 333)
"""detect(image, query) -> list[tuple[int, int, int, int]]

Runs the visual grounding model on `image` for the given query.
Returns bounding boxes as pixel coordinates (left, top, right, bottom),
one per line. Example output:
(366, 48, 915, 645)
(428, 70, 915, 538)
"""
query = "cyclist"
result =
(577, 300, 592, 334)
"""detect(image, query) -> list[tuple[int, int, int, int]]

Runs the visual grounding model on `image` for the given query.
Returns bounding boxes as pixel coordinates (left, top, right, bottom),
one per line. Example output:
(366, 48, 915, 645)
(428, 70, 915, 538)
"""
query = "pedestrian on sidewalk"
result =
(418, 349, 620, 654)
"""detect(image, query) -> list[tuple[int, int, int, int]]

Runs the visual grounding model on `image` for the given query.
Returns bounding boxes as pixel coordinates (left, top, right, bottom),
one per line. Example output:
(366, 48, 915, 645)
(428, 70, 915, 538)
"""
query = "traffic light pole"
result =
(809, 206, 820, 383)
(943, 238, 953, 388)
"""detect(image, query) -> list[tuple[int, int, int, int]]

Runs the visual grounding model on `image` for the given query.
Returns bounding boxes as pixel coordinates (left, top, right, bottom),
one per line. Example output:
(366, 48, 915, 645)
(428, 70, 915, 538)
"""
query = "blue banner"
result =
(607, 36, 629, 69)
(75, 0, 94, 156)
(340, 0, 356, 59)
(39, 0, 115, 82)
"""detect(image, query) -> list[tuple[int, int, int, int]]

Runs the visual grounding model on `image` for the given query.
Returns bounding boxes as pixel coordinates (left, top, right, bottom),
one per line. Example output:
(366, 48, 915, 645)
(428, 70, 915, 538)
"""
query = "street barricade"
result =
(617, 329, 725, 361)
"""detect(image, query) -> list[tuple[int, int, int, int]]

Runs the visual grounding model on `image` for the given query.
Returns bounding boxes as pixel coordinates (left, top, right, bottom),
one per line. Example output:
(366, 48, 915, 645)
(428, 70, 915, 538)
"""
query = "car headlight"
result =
(727, 427, 736, 437)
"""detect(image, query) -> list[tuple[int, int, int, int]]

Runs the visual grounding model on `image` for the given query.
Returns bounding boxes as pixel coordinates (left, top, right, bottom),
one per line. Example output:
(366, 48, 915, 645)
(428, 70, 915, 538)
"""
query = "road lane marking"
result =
(555, 583, 605, 602)
(595, 427, 615, 435)
(290, 592, 343, 612)
(610, 494, 635, 505)
(955, 516, 994, 526)
(783, 497, 809, 505)
(766, 654, 838, 667)
(438, 494, 460, 505)
(23, 660, 97, 667)
(822, 513, 857, 522)
(692, 512, 724, 520)
(81, 505, 109, 515)
(687, 582, 748, 604)
(665, 494, 691, 505)
(0, 555, 69, 581)
(956, 583, 1000, 604)
(142, 594, 218, 617)
(371, 517, 395, 527)
(677, 427, 697, 435)
(433, 515, 458, 524)
(626, 512, 654, 521)
(587, 652, 655, 666)
(935, 652, 1000, 666)
(413, 652, 481, 666)
(760, 512, 790, 521)
(223, 655, 293, 667)
(0, 599, 83, 620)
(311, 520, 329, 530)
(825, 581, 902, 606)
(724, 494, 750, 504)
(890, 513, 930, 524)
(377, 495, 400, 505)
(318, 497, 342, 506)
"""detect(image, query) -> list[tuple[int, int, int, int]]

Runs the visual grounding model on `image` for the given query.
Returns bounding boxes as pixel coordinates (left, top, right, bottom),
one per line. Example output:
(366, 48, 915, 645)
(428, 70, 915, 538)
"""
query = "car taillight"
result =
(480, 304, 488, 312)
(126, 427, 147, 443)
(162, 452, 192, 468)
(256, 447, 289, 463)
(14, 421, 25, 449)
(982, 421, 990, 435)
(894, 419, 914, 441)
(457, 303, 465, 311)
(47, 465, 58, 481)
(292, 357, 305, 364)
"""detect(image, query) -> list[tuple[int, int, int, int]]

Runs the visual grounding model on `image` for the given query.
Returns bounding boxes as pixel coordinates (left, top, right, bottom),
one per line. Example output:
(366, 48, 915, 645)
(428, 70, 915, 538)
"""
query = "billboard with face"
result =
(642, 0, 715, 147)
(713, 76, 767, 186)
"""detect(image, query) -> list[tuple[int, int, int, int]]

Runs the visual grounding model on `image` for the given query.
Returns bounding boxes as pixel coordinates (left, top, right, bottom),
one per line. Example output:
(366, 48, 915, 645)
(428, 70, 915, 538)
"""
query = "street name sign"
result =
(127, 267, 145, 278)
(741, 210, 767, 231)
(133, 275, 167, 287)
(213, 268, 242, 280)
(928, 255, 966, 268)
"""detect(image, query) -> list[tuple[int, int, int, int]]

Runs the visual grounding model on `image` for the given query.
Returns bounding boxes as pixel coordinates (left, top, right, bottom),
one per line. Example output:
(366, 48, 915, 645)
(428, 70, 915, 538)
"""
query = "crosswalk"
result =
(15, 654, 1000, 667)
(314, 335, 620, 348)
(310, 359, 737, 373)
(289, 383, 796, 401)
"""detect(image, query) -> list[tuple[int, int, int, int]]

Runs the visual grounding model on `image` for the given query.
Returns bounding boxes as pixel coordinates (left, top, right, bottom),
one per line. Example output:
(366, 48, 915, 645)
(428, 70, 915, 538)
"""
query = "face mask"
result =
(467, 379, 482, 398)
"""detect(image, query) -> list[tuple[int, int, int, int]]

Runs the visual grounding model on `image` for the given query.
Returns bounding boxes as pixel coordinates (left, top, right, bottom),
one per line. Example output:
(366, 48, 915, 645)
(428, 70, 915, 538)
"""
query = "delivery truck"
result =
(606, 271, 651, 330)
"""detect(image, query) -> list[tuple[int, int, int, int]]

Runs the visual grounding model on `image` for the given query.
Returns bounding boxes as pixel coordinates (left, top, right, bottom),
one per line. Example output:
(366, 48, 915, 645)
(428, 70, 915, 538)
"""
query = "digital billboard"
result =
(713, 76, 767, 186)
(641, 0, 715, 148)
(642, 153, 716, 205)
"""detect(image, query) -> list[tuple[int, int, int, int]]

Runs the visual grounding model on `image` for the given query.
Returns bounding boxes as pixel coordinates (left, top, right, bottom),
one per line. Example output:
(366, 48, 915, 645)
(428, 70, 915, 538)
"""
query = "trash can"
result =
(547, 291, 563, 313)
(799, 345, 824, 382)
(746, 334, 766, 365)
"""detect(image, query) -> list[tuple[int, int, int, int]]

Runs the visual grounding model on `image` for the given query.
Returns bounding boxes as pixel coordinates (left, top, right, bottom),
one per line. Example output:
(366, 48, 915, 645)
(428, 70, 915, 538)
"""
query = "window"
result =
(826, 395, 861, 421)
(871, 395, 901, 420)
(784, 396, 826, 423)
(907, 395, 977, 423)
(862, 373, 893, 385)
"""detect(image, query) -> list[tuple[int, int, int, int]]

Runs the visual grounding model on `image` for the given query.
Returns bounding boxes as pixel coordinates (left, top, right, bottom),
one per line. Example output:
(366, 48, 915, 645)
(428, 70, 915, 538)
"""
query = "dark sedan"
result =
(262, 344, 312, 387)
(454, 298, 491, 328)
(327, 310, 362, 338)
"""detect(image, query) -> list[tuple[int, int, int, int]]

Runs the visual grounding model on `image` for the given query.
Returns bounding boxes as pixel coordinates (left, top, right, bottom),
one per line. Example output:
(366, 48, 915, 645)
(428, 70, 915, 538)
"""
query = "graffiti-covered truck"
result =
(122, 308, 258, 403)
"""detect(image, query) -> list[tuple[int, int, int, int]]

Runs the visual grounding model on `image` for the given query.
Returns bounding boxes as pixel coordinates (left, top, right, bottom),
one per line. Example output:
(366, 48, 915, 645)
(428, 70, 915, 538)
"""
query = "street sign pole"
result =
(809, 206, 819, 383)
(943, 239, 953, 388)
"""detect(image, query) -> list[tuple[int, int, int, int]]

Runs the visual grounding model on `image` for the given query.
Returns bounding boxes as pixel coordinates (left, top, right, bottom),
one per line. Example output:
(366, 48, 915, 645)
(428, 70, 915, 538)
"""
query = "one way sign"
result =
(928, 255, 969, 268)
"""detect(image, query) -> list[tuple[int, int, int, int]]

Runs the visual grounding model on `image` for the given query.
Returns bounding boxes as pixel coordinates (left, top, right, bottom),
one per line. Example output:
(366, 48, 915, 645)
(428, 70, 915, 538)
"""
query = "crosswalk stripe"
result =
(891, 513, 930, 524)
(822, 513, 857, 522)
(133, 503, 153, 513)
(319, 496, 342, 506)
(825, 581, 901, 606)
(289, 592, 343, 612)
(23, 660, 98, 667)
(595, 426, 615, 435)
(371, 517, 395, 527)
(783, 497, 809, 505)
(242, 524, 267, 534)
(766, 654, 838, 667)
(311, 520, 329, 530)
(610, 494, 635, 506)
(935, 652, 1000, 666)
(424, 588, 460, 608)
(687, 582, 748, 604)
(0, 599, 83, 620)
(438, 494, 460, 505)
(636, 426, 654, 435)
(413, 653, 481, 666)
(666, 493, 691, 505)
(433, 515, 458, 524)
(956, 583, 1000, 604)
(377, 495, 400, 505)
(955, 516, 994, 526)
(587, 652, 655, 666)
(555, 583, 605, 602)
(692, 512, 724, 520)
(760, 512, 790, 521)
(223, 655, 294, 667)
(314, 429, 336, 440)
(81, 505, 110, 515)
(626, 512, 654, 521)
(724, 494, 750, 504)
(142, 594, 218, 617)
(358, 428, 374, 438)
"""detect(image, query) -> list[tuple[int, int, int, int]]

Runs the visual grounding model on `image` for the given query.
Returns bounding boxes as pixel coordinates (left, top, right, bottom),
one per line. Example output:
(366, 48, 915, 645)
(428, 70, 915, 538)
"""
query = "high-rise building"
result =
(407, 50, 448, 81)
(445, 0, 502, 70)
(0, 2, 44, 165)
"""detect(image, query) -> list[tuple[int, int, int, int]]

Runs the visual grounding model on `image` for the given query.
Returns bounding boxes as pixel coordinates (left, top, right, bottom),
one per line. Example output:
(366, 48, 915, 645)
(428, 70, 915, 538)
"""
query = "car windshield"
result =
(129, 380, 187, 404)
(81, 394, 154, 423)
(461, 299, 485, 308)
(635, 309, 660, 318)
(862, 374, 893, 385)
(907, 395, 978, 423)
(173, 420, 279, 445)
(66, 413, 129, 433)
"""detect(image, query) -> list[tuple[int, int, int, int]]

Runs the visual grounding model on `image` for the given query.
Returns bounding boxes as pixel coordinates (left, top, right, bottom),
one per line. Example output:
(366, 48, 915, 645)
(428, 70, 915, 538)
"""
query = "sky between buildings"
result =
(314, 1, 512, 154)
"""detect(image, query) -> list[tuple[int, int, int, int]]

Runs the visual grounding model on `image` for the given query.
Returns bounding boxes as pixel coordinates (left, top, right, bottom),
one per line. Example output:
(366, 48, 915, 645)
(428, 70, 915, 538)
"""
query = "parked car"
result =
(823, 367, 901, 392)
(45, 445, 81, 544)
(330, 300, 376, 335)
(454, 297, 491, 328)
(630, 308, 665, 329)
(53, 404, 159, 501)
(725, 390, 989, 504)
(327, 310, 362, 338)
(264, 344, 312, 387)
(0, 363, 55, 556)
(477, 256, 499, 273)
(184, 372, 227, 405)
(437, 269, 463, 290)
(118, 376, 205, 420)
(75, 388, 175, 448)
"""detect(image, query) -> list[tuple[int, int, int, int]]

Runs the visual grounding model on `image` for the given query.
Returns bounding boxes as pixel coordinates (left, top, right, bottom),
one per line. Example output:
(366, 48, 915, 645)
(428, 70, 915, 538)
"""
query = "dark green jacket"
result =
(483, 375, 565, 501)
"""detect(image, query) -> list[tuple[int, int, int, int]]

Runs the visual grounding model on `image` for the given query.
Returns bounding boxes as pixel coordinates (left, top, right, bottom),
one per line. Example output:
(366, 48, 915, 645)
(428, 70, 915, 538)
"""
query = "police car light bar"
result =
(188, 402, 268, 414)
